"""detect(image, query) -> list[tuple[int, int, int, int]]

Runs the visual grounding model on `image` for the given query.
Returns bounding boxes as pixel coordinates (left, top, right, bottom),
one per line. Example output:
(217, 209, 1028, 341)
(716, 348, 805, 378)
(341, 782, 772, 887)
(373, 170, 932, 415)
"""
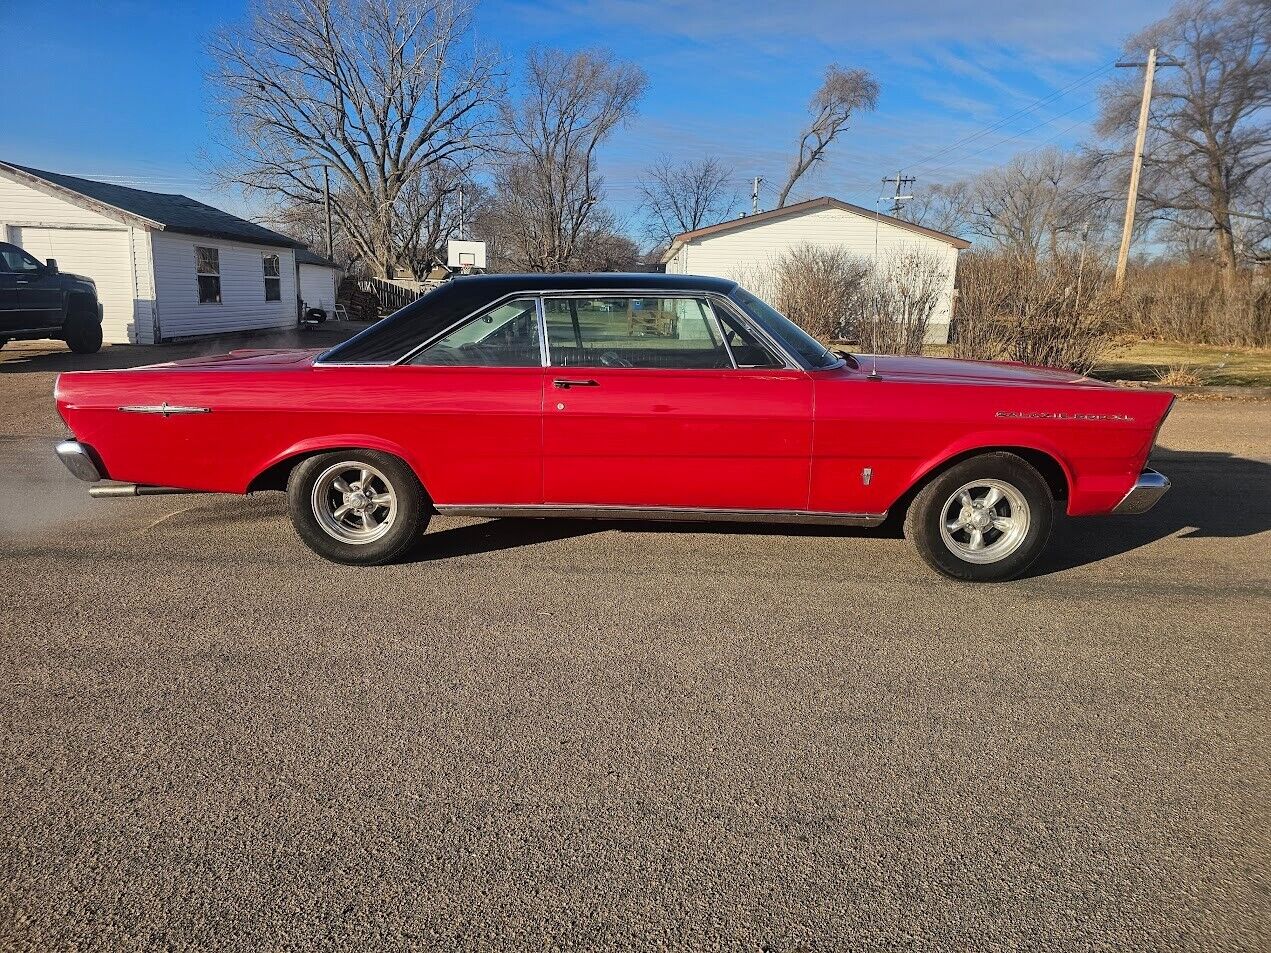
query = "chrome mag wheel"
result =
(310, 460, 398, 544)
(938, 478, 1031, 565)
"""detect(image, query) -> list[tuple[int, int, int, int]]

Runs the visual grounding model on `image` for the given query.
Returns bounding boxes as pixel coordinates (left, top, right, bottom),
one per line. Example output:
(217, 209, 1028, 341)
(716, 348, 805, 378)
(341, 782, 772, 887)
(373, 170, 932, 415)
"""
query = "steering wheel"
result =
(600, 351, 634, 368)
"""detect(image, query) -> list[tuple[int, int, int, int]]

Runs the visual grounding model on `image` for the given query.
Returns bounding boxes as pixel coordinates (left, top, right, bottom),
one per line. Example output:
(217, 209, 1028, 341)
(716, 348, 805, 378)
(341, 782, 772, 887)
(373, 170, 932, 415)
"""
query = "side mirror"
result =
(45, 259, 59, 274)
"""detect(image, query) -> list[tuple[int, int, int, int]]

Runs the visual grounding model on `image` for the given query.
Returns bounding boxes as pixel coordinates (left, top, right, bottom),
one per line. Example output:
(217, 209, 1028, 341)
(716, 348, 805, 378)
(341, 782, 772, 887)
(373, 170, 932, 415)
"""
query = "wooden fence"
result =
(358, 277, 422, 314)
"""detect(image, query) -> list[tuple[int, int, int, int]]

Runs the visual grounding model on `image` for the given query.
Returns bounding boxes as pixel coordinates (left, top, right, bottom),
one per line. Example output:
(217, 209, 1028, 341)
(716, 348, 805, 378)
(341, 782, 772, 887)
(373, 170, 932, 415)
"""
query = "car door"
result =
(0, 243, 61, 330)
(395, 295, 545, 505)
(0, 247, 19, 333)
(540, 293, 814, 512)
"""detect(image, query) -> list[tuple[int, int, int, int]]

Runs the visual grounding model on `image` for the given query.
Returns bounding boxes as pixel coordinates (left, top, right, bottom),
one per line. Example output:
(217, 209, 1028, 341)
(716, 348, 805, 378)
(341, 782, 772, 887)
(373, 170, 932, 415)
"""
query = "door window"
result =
(0, 244, 42, 273)
(409, 297, 541, 366)
(714, 306, 783, 368)
(543, 296, 732, 369)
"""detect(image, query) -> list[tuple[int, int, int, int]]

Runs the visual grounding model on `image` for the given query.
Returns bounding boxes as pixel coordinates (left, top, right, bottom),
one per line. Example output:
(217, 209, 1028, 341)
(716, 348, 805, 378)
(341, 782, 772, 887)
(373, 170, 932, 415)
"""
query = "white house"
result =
(661, 196, 971, 344)
(0, 160, 305, 344)
(296, 247, 342, 317)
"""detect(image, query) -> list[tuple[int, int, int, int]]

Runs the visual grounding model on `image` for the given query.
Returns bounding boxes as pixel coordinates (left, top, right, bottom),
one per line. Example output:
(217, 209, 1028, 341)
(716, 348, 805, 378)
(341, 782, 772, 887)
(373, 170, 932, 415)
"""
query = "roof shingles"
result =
(0, 161, 305, 250)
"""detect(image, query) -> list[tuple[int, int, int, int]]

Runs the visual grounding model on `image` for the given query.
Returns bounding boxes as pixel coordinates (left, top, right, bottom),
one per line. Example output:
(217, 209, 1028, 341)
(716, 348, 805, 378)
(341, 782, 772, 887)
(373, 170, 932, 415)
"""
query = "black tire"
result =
(63, 305, 103, 354)
(904, 452, 1054, 582)
(287, 449, 429, 565)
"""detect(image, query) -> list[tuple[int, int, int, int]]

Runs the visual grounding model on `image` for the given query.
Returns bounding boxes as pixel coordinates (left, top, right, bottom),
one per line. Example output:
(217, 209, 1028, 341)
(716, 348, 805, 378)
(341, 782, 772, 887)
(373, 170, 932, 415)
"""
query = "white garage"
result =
(0, 160, 305, 344)
(296, 247, 342, 317)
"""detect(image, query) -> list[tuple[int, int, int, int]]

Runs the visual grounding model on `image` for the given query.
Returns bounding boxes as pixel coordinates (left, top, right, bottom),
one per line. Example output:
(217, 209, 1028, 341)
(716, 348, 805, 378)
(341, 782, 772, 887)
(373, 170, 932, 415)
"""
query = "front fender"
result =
(896, 429, 1077, 511)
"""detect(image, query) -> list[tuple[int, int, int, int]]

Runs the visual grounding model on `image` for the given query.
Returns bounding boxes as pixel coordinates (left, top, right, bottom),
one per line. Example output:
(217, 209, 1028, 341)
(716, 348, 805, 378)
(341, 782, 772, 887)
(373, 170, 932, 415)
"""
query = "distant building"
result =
(295, 247, 341, 317)
(0, 160, 306, 343)
(661, 196, 971, 343)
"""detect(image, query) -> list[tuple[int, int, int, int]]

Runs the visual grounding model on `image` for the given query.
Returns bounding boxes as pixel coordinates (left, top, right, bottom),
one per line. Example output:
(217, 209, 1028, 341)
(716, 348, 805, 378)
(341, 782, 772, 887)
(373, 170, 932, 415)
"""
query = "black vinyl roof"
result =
(0, 161, 305, 250)
(321, 273, 739, 364)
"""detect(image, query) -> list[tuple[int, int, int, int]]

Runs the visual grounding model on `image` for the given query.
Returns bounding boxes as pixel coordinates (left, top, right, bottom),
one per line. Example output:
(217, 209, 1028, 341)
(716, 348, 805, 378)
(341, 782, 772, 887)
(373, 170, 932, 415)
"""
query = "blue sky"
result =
(1, 0, 1171, 235)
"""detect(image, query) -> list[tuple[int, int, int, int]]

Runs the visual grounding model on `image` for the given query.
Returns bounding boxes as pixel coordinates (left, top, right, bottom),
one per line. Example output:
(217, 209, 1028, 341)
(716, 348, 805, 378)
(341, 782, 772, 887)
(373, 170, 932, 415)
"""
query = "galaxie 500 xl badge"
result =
(996, 410, 1135, 422)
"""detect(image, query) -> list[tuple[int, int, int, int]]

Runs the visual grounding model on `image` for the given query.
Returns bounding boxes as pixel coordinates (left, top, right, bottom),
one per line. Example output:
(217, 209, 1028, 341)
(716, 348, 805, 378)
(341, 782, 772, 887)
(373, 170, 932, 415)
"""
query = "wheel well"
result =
(246, 447, 428, 496)
(67, 292, 98, 318)
(892, 446, 1069, 517)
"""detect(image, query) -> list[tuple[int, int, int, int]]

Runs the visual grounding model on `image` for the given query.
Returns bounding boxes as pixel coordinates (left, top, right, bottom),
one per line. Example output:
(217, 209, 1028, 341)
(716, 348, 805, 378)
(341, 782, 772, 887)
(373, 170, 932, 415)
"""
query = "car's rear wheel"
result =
(904, 452, 1054, 582)
(286, 450, 429, 565)
(63, 305, 103, 354)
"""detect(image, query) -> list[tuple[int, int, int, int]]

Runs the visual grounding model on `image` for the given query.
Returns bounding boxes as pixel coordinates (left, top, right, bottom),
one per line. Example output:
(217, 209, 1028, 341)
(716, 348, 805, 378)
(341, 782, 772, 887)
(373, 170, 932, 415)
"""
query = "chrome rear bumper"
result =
(55, 440, 103, 482)
(1113, 468, 1171, 515)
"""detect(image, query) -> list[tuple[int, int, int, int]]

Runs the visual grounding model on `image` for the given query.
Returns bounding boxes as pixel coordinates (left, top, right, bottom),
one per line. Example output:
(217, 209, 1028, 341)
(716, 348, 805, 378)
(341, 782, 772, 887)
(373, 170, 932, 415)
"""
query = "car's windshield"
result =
(727, 288, 842, 370)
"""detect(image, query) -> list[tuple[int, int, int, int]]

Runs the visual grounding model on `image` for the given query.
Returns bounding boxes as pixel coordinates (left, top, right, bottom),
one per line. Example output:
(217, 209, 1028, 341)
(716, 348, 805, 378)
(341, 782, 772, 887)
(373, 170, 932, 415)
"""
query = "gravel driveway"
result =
(1, 337, 1268, 949)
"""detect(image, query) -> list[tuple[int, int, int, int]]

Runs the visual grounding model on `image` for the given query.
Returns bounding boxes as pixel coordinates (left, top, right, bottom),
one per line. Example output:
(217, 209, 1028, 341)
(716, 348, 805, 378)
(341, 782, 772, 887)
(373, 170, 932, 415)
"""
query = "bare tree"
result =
(897, 181, 975, 237)
(209, 0, 498, 278)
(1096, 0, 1271, 279)
(776, 65, 879, 208)
(483, 49, 646, 272)
(637, 156, 739, 247)
(965, 148, 1110, 260)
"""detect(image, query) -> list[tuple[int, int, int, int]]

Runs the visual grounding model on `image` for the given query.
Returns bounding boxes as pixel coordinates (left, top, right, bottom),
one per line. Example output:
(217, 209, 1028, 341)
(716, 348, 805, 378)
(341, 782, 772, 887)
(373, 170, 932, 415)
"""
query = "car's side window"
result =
(409, 297, 541, 367)
(0, 244, 41, 273)
(543, 296, 733, 369)
(714, 306, 783, 368)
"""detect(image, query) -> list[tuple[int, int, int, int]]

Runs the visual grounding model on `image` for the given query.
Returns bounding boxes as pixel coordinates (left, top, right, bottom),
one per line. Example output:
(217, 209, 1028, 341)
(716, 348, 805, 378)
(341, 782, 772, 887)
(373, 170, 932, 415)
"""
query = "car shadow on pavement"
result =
(411, 447, 1269, 578)
(1028, 447, 1270, 577)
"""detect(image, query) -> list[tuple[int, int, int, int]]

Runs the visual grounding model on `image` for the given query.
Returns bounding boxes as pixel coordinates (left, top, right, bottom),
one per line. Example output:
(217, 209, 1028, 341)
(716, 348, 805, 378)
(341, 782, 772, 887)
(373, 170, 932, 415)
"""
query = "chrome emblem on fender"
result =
(118, 402, 212, 418)
(995, 411, 1135, 422)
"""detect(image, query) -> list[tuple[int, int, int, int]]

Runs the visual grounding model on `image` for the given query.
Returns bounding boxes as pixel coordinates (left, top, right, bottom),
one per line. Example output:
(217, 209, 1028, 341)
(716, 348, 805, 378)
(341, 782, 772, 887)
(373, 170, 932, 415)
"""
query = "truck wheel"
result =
(286, 450, 429, 565)
(63, 307, 103, 354)
(904, 452, 1054, 582)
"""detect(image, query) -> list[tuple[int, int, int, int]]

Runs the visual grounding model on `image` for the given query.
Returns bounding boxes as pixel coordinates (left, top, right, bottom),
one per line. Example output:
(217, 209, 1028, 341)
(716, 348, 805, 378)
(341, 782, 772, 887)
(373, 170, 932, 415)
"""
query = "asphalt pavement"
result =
(1, 336, 1268, 950)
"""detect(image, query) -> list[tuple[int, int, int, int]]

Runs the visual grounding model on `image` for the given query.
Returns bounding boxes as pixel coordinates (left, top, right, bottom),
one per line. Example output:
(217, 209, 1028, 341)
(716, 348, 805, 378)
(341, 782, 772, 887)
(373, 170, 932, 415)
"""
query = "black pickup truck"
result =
(0, 240, 103, 353)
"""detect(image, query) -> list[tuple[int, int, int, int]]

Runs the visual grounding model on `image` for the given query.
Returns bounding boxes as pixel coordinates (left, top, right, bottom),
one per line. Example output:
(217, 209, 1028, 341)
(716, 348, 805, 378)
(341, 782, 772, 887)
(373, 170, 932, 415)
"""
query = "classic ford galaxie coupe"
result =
(54, 273, 1173, 581)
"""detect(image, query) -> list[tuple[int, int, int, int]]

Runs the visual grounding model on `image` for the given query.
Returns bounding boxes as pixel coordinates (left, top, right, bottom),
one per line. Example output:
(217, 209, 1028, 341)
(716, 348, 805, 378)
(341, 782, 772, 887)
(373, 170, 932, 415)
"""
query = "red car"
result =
(53, 274, 1173, 581)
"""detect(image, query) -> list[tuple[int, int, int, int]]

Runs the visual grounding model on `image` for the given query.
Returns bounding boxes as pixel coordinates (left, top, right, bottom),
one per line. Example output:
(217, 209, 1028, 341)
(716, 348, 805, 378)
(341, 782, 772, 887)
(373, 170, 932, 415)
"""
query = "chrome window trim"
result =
(314, 285, 803, 370)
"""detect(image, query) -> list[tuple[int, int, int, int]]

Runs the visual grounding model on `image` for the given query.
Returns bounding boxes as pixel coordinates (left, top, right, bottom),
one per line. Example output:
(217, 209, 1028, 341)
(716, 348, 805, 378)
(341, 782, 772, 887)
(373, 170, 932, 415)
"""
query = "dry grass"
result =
(923, 338, 1271, 387)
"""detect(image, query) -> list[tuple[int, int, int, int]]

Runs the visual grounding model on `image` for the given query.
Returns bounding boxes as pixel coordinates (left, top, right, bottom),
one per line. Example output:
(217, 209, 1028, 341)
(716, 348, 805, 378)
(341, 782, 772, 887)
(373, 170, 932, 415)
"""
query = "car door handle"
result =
(553, 378, 599, 389)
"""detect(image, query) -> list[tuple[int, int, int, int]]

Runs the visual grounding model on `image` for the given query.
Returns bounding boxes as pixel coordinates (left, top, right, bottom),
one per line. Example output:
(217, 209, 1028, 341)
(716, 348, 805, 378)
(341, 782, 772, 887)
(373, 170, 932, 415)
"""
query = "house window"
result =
(262, 254, 281, 301)
(196, 247, 221, 304)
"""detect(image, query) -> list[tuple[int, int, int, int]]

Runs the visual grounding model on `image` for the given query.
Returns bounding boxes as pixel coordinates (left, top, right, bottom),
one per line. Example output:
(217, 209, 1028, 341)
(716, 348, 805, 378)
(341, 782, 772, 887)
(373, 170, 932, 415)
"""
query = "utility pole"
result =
(322, 165, 333, 260)
(882, 171, 916, 215)
(458, 186, 465, 241)
(751, 176, 763, 215)
(1113, 48, 1180, 293)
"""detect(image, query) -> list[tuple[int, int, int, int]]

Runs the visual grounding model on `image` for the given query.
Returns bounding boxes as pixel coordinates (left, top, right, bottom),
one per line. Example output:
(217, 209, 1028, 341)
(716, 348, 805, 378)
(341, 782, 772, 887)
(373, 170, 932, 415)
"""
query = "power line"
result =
(900, 61, 1116, 176)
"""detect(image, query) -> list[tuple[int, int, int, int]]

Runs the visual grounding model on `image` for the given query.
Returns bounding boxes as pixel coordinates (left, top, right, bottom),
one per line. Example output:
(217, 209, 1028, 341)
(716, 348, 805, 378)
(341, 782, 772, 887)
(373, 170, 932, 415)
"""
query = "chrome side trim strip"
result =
(433, 503, 888, 527)
(118, 402, 211, 417)
(1112, 468, 1171, 515)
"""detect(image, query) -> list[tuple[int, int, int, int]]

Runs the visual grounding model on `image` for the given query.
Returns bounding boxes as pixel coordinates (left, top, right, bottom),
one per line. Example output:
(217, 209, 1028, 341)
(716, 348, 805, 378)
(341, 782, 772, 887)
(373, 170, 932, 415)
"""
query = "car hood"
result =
(851, 354, 1108, 388)
(140, 348, 324, 370)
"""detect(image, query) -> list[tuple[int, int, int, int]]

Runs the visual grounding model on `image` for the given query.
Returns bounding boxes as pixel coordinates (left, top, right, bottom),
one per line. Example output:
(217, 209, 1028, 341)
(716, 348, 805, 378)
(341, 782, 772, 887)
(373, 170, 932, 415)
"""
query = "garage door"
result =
(11, 227, 141, 344)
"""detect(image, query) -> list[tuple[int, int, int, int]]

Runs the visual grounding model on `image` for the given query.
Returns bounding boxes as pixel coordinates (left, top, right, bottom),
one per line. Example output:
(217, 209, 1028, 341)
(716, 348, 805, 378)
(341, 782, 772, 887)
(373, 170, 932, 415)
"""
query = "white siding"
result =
(0, 173, 153, 344)
(152, 232, 296, 339)
(666, 206, 962, 342)
(297, 263, 339, 313)
(0, 174, 124, 228)
(10, 226, 141, 345)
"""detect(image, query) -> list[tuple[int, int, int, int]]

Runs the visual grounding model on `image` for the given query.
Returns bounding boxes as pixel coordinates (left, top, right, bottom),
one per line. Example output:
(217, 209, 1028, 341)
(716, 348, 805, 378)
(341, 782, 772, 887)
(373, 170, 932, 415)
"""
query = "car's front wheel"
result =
(286, 450, 429, 565)
(63, 306, 103, 354)
(904, 452, 1054, 582)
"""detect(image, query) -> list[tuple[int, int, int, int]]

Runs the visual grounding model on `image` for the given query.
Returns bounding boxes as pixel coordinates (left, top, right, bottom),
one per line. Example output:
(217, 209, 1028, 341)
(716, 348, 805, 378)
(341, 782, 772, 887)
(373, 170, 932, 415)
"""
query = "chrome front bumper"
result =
(1112, 468, 1171, 515)
(55, 440, 103, 482)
